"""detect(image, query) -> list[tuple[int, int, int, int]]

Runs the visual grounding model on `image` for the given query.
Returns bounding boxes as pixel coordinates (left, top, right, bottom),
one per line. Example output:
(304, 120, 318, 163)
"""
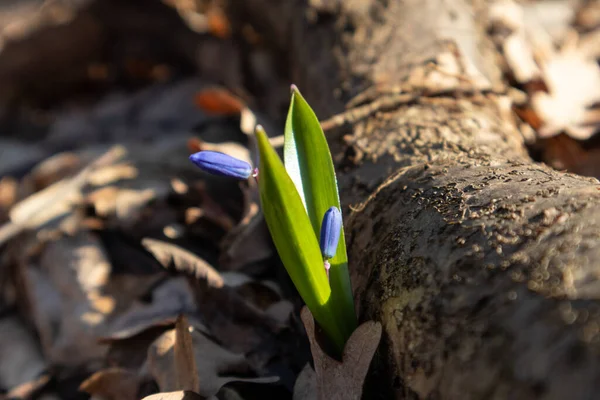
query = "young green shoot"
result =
(189, 86, 357, 354)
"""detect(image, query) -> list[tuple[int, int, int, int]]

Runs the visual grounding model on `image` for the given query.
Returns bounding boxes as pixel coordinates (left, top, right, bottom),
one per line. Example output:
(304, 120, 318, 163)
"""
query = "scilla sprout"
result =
(189, 86, 356, 354)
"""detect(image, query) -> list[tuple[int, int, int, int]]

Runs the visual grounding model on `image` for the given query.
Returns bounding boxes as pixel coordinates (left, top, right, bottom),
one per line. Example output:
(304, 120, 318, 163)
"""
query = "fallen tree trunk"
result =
(229, 0, 600, 398)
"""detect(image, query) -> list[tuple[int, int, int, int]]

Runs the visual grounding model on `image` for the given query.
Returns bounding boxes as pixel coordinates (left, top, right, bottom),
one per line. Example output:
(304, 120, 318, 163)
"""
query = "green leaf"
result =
(255, 126, 346, 351)
(284, 86, 357, 338)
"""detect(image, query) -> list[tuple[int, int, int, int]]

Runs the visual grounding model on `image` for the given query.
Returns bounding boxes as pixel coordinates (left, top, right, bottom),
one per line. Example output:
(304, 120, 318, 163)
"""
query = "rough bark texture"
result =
(229, 0, 600, 399)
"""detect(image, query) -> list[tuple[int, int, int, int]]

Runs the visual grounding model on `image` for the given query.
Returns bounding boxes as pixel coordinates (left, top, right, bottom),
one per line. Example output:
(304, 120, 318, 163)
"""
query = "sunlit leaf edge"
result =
(283, 87, 357, 335)
(255, 126, 347, 349)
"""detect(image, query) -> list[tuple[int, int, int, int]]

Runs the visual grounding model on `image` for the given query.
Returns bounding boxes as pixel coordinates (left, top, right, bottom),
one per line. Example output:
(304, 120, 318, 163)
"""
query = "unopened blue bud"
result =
(189, 151, 253, 179)
(320, 206, 342, 260)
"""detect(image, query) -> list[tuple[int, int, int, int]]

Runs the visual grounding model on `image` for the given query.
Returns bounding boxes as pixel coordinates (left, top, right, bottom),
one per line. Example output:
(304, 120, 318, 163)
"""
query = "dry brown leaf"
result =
(29, 152, 83, 190)
(215, 271, 292, 326)
(0, 145, 125, 246)
(219, 272, 254, 287)
(102, 277, 202, 342)
(116, 185, 170, 224)
(142, 238, 224, 288)
(0, 177, 18, 221)
(86, 162, 138, 186)
(219, 214, 272, 270)
(147, 330, 179, 392)
(190, 276, 286, 354)
(194, 88, 244, 116)
(10, 146, 125, 225)
(541, 134, 588, 172)
(99, 277, 208, 369)
(84, 175, 171, 228)
(533, 45, 600, 139)
(219, 184, 273, 271)
(0, 316, 47, 390)
(79, 368, 140, 400)
(491, 1, 600, 140)
(186, 138, 203, 154)
(85, 186, 120, 217)
(491, 1, 600, 139)
(182, 182, 237, 233)
(21, 231, 115, 366)
(300, 307, 382, 400)
(19, 266, 62, 356)
(8, 178, 81, 230)
(177, 266, 288, 364)
(489, 0, 544, 82)
(513, 104, 544, 131)
(221, 272, 283, 309)
(292, 364, 317, 400)
(105, 326, 172, 372)
(4, 374, 50, 400)
(142, 391, 205, 400)
(147, 325, 278, 398)
(193, 86, 282, 148)
(206, 7, 231, 39)
(540, 134, 600, 179)
(97, 236, 166, 301)
(265, 300, 294, 326)
(503, 33, 540, 83)
(174, 315, 200, 393)
(128, 205, 181, 240)
(167, 0, 210, 34)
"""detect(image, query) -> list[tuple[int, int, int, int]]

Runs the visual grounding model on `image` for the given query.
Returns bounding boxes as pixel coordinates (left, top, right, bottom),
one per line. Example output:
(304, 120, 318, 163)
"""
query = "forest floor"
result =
(0, 0, 599, 399)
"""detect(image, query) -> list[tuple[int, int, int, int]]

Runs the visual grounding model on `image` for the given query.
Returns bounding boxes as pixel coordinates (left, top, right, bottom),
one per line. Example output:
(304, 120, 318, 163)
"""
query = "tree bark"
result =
(228, 0, 600, 399)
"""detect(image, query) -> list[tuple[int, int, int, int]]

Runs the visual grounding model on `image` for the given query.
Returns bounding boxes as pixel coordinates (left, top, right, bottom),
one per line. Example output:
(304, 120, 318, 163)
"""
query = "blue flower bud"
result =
(189, 151, 253, 179)
(320, 206, 342, 260)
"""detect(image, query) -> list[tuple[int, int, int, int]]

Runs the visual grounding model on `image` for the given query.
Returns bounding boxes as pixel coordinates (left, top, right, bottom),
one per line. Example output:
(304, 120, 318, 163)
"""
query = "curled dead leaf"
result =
(142, 238, 224, 288)
(101, 277, 202, 343)
(300, 307, 382, 400)
(79, 368, 140, 400)
(194, 88, 244, 116)
(147, 324, 279, 398)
